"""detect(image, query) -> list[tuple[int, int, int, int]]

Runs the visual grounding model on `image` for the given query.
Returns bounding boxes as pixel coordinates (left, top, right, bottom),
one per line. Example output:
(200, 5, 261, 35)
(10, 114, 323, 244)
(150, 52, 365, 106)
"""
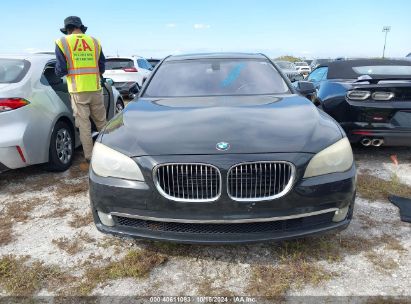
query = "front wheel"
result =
(45, 121, 74, 172)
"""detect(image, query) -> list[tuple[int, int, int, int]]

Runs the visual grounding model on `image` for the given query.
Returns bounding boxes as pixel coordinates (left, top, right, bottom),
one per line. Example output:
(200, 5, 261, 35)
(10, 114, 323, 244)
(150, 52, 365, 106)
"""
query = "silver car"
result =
(0, 53, 124, 172)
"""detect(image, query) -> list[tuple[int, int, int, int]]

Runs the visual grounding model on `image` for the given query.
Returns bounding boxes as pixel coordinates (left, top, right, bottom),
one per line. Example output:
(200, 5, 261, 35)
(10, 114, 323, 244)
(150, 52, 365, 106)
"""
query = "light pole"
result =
(382, 26, 391, 59)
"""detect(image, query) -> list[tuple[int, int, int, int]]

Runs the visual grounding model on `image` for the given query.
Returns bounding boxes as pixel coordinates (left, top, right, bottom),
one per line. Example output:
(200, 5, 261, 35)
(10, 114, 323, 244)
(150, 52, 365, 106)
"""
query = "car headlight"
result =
(303, 137, 353, 178)
(91, 142, 144, 181)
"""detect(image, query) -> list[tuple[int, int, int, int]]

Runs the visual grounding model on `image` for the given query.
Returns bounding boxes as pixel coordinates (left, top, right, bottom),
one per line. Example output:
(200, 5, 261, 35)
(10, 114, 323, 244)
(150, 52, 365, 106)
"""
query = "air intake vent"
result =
(154, 164, 221, 202)
(227, 162, 295, 201)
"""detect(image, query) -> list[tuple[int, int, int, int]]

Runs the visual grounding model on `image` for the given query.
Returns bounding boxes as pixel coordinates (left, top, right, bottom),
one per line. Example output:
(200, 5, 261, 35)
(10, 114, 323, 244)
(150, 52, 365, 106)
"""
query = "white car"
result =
(294, 62, 312, 75)
(0, 53, 124, 172)
(103, 56, 153, 90)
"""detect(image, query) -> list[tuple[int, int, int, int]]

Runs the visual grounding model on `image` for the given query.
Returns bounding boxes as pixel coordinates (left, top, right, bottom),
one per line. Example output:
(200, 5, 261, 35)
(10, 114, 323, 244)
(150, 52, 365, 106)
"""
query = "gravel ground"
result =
(0, 146, 410, 302)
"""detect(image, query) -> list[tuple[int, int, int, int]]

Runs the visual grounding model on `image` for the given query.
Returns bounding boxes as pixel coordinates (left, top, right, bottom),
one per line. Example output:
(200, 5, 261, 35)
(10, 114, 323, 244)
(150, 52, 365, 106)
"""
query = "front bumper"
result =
(89, 153, 356, 244)
(113, 82, 139, 97)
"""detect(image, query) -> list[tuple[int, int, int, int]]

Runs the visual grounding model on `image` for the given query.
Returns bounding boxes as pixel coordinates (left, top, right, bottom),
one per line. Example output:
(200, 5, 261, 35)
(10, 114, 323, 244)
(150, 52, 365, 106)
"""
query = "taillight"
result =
(123, 67, 138, 72)
(0, 98, 30, 112)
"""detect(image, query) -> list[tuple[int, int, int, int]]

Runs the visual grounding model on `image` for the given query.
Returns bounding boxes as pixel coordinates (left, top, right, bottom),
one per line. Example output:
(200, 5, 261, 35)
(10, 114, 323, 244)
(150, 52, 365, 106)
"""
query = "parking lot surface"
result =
(0, 147, 410, 298)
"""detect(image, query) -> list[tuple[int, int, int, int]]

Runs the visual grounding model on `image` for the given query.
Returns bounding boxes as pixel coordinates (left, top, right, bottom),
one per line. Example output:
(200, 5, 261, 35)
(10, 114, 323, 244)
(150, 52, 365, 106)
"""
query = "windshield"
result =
(0, 59, 30, 83)
(352, 66, 411, 76)
(105, 59, 134, 70)
(275, 61, 296, 70)
(144, 59, 289, 97)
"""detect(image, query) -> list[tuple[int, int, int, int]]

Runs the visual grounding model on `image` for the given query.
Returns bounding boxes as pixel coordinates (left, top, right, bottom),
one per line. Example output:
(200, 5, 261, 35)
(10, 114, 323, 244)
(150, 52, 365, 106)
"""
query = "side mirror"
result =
(296, 81, 316, 98)
(105, 78, 115, 86)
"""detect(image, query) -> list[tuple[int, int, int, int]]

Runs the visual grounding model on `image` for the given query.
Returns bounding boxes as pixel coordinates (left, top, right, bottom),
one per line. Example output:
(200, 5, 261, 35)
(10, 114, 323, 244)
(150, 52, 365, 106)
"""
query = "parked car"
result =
(294, 61, 311, 76)
(90, 53, 356, 244)
(308, 59, 411, 147)
(147, 58, 161, 68)
(406, 53, 411, 59)
(310, 58, 333, 70)
(103, 56, 153, 97)
(0, 53, 124, 173)
(274, 61, 303, 82)
(305, 59, 313, 66)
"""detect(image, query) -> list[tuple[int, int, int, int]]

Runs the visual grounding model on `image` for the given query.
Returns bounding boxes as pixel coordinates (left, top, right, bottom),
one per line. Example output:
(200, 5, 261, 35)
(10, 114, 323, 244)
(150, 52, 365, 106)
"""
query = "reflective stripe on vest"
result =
(58, 35, 101, 93)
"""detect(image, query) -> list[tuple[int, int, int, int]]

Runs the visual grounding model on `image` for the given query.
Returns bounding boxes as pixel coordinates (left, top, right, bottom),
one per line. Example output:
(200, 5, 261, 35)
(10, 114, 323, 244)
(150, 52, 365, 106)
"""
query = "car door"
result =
(136, 59, 152, 78)
(42, 61, 72, 113)
(307, 67, 328, 89)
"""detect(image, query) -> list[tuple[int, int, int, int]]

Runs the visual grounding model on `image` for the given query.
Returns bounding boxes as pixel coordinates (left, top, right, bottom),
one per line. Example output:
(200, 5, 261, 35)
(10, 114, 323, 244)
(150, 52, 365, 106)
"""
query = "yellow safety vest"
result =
(56, 34, 102, 93)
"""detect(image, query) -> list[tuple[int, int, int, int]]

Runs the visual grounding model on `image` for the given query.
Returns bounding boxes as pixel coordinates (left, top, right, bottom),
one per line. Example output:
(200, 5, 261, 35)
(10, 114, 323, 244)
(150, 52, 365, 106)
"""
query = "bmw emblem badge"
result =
(216, 142, 230, 151)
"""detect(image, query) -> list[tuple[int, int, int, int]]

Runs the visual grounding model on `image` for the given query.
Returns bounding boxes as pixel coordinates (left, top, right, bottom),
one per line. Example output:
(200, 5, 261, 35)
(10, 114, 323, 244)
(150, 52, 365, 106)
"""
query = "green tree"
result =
(274, 55, 303, 63)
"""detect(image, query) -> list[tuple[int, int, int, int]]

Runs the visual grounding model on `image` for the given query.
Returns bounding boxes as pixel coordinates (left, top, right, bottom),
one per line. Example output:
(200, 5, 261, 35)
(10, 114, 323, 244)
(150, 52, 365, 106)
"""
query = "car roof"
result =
(0, 53, 55, 61)
(106, 56, 146, 60)
(165, 53, 267, 61)
(319, 58, 411, 79)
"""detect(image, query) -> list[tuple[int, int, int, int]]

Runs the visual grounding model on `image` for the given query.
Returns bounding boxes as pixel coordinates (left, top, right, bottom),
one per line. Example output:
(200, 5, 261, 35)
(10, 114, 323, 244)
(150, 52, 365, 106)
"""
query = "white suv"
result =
(103, 56, 153, 95)
(294, 62, 311, 76)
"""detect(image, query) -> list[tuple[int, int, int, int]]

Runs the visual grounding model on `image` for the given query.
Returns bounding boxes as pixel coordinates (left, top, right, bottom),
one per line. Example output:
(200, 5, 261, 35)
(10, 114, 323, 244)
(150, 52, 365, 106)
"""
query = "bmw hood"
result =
(100, 95, 343, 156)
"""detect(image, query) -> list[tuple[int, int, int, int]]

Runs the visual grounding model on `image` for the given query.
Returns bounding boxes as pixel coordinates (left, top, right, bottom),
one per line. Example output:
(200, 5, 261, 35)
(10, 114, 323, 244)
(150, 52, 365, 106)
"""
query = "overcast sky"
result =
(1, 0, 410, 59)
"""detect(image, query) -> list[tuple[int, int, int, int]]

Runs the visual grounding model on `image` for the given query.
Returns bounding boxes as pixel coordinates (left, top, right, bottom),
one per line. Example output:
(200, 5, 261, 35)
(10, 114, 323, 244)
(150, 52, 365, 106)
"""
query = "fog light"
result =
(332, 206, 350, 222)
(97, 211, 115, 227)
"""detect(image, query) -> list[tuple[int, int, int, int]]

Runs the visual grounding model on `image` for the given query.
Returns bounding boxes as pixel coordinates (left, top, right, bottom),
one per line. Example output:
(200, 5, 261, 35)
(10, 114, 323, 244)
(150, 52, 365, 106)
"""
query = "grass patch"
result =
(0, 255, 73, 296)
(69, 212, 93, 229)
(74, 249, 167, 295)
(196, 278, 235, 297)
(52, 237, 82, 255)
(248, 260, 332, 297)
(52, 232, 96, 255)
(0, 197, 44, 245)
(4, 197, 43, 223)
(379, 234, 406, 252)
(357, 173, 411, 202)
(55, 181, 88, 201)
(247, 232, 407, 296)
(0, 218, 14, 246)
(365, 251, 399, 274)
(41, 207, 72, 219)
(77, 232, 96, 243)
(356, 213, 379, 229)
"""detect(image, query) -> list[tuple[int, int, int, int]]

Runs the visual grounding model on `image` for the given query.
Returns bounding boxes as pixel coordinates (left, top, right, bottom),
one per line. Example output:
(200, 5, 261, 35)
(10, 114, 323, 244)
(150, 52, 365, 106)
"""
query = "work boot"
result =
(79, 159, 90, 172)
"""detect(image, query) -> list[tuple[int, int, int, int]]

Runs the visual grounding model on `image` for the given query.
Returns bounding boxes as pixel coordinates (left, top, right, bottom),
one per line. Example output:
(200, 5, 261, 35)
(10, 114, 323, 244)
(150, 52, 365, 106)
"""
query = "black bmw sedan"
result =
(89, 53, 356, 244)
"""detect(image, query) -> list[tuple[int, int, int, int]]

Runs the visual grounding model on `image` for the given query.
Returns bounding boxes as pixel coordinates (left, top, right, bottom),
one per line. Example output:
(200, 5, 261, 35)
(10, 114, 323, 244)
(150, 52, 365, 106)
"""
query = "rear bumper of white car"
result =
(0, 106, 49, 170)
(0, 115, 30, 169)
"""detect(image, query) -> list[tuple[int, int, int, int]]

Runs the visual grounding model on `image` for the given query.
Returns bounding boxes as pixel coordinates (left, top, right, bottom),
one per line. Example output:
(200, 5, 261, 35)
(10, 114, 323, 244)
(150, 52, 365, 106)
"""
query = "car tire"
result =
(116, 98, 125, 113)
(45, 120, 74, 172)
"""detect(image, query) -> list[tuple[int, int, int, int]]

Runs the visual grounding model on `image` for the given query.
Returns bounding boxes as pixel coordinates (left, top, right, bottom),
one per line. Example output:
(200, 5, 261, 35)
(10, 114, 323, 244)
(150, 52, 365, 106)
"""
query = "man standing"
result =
(55, 16, 107, 170)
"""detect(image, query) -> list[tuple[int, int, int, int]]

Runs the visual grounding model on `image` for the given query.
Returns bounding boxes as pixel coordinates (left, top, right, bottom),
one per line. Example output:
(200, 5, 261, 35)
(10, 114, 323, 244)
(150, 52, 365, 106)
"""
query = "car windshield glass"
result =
(144, 59, 289, 97)
(0, 59, 30, 83)
(105, 59, 134, 70)
(276, 61, 296, 70)
(352, 66, 411, 76)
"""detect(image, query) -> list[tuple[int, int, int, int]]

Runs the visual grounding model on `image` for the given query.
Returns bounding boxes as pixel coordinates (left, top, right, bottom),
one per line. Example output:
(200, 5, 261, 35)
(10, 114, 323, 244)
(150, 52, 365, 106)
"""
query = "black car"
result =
(89, 53, 356, 244)
(308, 59, 411, 147)
(310, 58, 333, 71)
